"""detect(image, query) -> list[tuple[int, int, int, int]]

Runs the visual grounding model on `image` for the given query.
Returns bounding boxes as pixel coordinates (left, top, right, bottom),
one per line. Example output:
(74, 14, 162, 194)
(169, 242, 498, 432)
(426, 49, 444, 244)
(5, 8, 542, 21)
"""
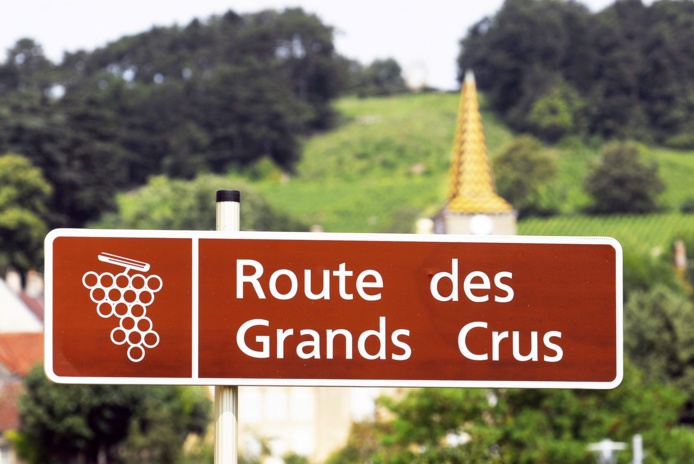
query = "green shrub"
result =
(584, 142, 665, 214)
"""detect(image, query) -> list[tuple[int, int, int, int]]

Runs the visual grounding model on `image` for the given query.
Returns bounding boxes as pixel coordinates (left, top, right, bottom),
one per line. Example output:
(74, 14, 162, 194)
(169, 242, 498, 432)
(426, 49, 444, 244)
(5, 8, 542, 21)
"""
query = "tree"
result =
(646, 1, 694, 147)
(0, 38, 55, 94)
(329, 363, 694, 463)
(238, 8, 347, 129)
(458, 0, 591, 133)
(625, 284, 694, 423)
(0, 5, 353, 229)
(325, 422, 380, 464)
(584, 0, 650, 140)
(457, 0, 694, 143)
(349, 58, 408, 98)
(190, 61, 311, 172)
(492, 135, 558, 218)
(15, 365, 211, 464)
(0, 89, 130, 228)
(94, 174, 306, 232)
(584, 142, 664, 214)
(52, 7, 345, 181)
(0, 153, 51, 274)
(526, 78, 585, 142)
(621, 247, 678, 298)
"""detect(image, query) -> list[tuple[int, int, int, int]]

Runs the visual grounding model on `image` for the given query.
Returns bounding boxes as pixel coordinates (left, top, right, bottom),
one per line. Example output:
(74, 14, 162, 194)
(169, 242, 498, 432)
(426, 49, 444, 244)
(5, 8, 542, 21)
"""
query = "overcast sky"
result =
(1, 0, 623, 90)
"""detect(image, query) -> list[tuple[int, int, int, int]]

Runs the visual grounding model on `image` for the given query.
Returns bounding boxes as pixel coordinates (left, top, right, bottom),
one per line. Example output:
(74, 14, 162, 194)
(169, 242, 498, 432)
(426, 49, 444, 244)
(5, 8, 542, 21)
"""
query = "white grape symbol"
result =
(82, 253, 163, 362)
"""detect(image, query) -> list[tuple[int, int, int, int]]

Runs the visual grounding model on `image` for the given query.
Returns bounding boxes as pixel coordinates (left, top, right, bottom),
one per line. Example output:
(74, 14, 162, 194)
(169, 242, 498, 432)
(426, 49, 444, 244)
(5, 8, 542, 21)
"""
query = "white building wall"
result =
(0, 279, 42, 333)
(238, 385, 387, 463)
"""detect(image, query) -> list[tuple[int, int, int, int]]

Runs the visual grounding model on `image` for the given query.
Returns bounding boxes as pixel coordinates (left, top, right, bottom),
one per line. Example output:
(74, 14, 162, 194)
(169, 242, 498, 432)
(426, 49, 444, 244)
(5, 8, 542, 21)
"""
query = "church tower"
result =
(432, 71, 516, 235)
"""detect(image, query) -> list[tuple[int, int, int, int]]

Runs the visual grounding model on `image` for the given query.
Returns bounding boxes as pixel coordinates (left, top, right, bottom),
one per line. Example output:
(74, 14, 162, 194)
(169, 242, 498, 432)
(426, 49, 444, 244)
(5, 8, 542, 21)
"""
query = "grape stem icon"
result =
(82, 252, 163, 363)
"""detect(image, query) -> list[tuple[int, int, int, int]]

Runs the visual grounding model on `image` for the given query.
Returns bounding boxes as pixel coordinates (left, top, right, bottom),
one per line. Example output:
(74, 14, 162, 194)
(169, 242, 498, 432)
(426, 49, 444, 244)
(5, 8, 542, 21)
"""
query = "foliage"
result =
(189, 61, 311, 172)
(118, 386, 211, 463)
(625, 285, 694, 423)
(584, 142, 665, 215)
(254, 92, 517, 233)
(0, 7, 347, 228)
(347, 58, 409, 98)
(0, 38, 55, 93)
(16, 365, 211, 464)
(282, 452, 309, 464)
(254, 92, 694, 236)
(526, 79, 585, 143)
(459, 0, 694, 143)
(329, 364, 693, 463)
(665, 131, 694, 151)
(492, 135, 559, 218)
(0, 153, 51, 274)
(459, 0, 592, 137)
(325, 422, 381, 464)
(0, 85, 134, 228)
(620, 247, 679, 299)
(682, 197, 694, 214)
(95, 174, 306, 232)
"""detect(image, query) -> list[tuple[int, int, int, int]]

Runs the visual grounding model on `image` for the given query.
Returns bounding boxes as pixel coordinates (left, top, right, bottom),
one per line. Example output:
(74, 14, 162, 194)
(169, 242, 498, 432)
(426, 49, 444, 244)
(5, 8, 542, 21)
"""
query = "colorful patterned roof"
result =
(0, 332, 43, 376)
(446, 71, 512, 214)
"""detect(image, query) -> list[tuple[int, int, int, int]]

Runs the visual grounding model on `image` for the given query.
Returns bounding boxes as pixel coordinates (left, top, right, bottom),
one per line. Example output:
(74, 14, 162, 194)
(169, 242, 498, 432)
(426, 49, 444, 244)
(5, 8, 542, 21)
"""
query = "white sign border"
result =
(44, 229, 623, 389)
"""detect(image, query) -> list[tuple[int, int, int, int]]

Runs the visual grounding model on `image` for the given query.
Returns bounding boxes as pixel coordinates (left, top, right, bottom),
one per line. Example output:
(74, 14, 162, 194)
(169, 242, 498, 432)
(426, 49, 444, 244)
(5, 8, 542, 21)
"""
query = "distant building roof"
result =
(0, 332, 43, 377)
(445, 71, 513, 214)
(0, 381, 22, 432)
(0, 278, 42, 333)
(0, 332, 43, 434)
(19, 292, 44, 323)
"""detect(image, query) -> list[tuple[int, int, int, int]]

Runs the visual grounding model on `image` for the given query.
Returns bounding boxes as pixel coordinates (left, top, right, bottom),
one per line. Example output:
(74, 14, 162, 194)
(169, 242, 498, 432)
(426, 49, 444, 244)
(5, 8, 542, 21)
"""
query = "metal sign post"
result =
(214, 190, 240, 464)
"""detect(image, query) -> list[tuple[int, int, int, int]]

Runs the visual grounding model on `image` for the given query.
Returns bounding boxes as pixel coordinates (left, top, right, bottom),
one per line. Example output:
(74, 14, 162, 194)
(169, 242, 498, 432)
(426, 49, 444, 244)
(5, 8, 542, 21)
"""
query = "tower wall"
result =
(433, 210, 517, 235)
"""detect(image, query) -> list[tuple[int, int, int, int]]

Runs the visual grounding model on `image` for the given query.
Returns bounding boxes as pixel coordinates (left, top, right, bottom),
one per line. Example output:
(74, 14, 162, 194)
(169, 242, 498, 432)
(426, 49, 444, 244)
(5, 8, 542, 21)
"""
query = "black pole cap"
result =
(216, 190, 241, 203)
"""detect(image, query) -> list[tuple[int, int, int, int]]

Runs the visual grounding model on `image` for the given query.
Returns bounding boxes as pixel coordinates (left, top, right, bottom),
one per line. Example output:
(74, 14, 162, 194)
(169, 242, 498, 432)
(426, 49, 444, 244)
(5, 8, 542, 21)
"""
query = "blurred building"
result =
(432, 71, 516, 235)
(0, 271, 43, 334)
(0, 271, 44, 464)
(237, 385, 394, 462)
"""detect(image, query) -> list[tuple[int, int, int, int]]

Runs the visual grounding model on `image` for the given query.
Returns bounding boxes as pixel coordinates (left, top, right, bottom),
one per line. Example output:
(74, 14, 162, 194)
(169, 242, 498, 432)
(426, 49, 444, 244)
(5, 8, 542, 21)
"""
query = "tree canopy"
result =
(0, 8, 347, 231)
(458, 0, 694, 144)
(583, 142, 665, 214)
(94, 174, 306, 232)
(14, 365, 211, 464)
(625, 284, 694, 424)
(328, 363, 694, 463)
(346, 58, 409, 98)
(0, 153, 51, 274)
(492, 135, 559, 218)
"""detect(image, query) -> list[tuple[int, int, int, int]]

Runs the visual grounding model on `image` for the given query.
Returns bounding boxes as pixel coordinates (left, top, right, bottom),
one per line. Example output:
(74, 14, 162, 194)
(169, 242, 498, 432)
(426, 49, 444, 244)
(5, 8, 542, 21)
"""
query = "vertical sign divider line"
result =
(192, 237, 199, 379)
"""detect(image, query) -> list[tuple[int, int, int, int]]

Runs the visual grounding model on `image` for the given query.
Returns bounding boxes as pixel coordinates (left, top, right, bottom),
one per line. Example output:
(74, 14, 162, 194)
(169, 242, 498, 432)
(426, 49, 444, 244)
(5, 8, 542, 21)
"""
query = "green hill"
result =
(253, 92, 694, 254)
(255, 92, 514, 233)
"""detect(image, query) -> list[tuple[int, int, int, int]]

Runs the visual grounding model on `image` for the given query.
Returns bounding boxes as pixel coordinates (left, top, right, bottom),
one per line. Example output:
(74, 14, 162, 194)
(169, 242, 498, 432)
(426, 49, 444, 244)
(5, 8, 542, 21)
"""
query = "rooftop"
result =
(0, 332, 44, 377)
(446, 71, 513, 215)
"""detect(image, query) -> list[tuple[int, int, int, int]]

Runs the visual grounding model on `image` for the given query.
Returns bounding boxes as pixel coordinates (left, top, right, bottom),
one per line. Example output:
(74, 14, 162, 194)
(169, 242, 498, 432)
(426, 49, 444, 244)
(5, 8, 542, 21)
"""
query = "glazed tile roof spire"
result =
(446, 71, 512, 214)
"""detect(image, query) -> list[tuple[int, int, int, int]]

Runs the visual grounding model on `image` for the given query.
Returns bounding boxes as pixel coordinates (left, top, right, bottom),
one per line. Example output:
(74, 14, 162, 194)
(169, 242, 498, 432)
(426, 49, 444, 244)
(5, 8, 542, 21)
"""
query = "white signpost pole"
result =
(214, 190, 240, 464)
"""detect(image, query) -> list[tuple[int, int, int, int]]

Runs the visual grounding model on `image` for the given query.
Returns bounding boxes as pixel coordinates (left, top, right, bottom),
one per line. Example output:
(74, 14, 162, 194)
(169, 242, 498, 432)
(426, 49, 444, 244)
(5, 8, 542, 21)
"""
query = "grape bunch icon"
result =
(82, 253, 163, 362)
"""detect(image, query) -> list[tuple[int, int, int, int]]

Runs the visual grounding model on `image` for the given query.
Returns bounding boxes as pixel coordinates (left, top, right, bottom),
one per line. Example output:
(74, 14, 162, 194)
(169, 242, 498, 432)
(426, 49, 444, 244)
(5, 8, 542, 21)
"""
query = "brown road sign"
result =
(45, 229, 622, 388)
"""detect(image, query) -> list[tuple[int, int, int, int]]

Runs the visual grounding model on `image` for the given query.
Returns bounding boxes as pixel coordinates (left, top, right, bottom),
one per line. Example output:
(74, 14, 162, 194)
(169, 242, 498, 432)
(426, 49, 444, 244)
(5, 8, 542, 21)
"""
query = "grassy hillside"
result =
(255, 92, 515, 232)
(520, 213, 694, 256)
(254, 92, 694, 254)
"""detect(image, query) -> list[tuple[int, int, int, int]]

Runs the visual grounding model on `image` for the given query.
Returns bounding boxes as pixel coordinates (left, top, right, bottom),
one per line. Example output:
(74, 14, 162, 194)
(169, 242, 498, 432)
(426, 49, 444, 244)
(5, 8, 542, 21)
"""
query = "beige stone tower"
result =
(432, 71, 516, 235)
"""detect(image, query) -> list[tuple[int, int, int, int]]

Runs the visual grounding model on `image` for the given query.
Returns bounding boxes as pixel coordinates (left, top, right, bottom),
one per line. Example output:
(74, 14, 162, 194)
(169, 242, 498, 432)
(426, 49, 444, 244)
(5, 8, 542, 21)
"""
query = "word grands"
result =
(232, 258, 564, 363)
